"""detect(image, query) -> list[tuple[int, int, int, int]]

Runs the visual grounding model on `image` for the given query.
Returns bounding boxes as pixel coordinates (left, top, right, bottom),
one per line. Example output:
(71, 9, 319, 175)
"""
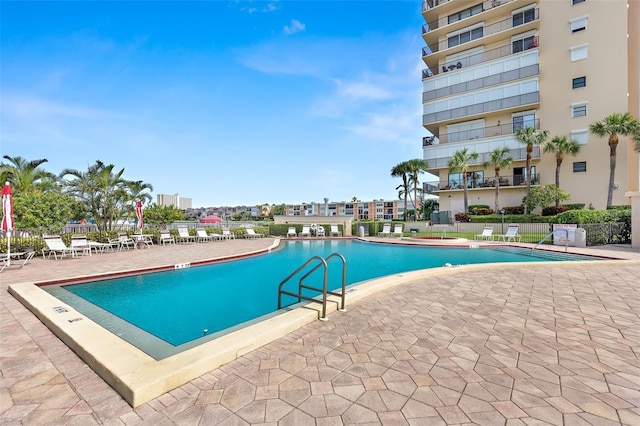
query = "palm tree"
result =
(0, 155, 58, 194)
(448, 148, 479, 213)
(515, 127, 549, 211)
(483, 147, 513, 213)
(589, 112, 640, 207)
(405, 158, 429, 219)
(543, 136, 581, 206)
(391, 162, 411, 221)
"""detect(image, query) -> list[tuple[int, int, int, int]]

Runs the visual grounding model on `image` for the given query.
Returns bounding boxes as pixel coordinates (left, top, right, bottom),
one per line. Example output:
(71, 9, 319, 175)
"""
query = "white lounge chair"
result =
(110, 233, 137, 251)
(1, 251, 36, 272)
(70, 235, 92, 256)
(316, 226, 325, 238)
(378, 223, 392, 237)
(221, 229, 235, 240)
(196, 229, 215, 242)
(159, 230, 175, 245)
(177, 227, 198, 243)
(475, 227, 494, 241)
(42, 236, 78, 260)
(286, 227, 297, 238)
(392, 224, 403, 238)
(497, 224, 521, 242)
(330, 224, 341, 237)
(245, 228, 264, 238)
(299, 226, 311, 237)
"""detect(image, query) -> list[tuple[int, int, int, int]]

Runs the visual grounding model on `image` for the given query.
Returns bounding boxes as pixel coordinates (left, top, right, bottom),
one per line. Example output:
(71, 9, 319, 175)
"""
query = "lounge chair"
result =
(245, 228, 265, 238)
(159, 230, 175, 245)
(42, 236, 78, 260)
(299, 225, 311, 237)
(378, 223, 392, 237)
(133, 232, 154, 248)
(392, 224, 404, 238)
(222, 229, 235, 240)
(110, 233, 137, 251)
(286, 227, 297, 238)
(196, 228, 215, 242)
(316, 226, 325, 238)
(1, 250, 36, 272)
(70, 235, 92, 256)
(330, 224, 341, 237)
(474, 227, 494, 241)
(177, 227, 198, 243)
(497, 224, 521, 242)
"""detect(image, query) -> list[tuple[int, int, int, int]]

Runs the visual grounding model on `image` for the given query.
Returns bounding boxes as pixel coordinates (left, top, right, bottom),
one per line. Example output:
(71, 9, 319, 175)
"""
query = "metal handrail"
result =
(277, 253, 347, 321)
(533, 229, 569, 252)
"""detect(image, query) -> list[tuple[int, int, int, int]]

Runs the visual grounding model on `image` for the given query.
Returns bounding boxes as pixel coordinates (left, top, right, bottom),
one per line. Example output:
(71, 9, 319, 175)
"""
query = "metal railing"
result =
(425, 173, 541, 191)
(423, 119, 540, 146)
(533, 229, 569, 252)
(277, 253, 347, 321)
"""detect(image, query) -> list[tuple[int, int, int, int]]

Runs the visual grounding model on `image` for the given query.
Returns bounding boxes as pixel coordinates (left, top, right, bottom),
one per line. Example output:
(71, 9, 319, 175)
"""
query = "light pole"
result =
(500, 209, 505, 233)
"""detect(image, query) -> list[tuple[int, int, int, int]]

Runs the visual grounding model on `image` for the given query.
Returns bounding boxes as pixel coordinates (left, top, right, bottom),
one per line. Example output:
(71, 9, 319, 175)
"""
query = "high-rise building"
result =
(157, 193, 192, 210)
(421, 0, 639, 214)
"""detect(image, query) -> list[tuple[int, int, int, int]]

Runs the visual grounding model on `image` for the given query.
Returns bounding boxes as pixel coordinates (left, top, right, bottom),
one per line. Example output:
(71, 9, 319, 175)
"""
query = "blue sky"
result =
(1, 0, 431, 207)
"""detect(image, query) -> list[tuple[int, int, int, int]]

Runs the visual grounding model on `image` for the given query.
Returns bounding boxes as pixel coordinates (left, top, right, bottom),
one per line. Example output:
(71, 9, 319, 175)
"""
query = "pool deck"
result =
(1, 238, 639, 425)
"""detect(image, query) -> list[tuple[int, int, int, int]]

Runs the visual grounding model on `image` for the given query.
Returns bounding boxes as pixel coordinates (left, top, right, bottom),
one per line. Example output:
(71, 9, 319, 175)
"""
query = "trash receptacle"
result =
(358, 226, 365, 238)
(575, 227, 586, 247)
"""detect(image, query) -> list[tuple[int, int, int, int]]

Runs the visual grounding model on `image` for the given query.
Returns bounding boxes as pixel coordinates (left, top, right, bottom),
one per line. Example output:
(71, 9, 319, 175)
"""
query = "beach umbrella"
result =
(2, 182, 14, 266)
(135, 200, 144, 230)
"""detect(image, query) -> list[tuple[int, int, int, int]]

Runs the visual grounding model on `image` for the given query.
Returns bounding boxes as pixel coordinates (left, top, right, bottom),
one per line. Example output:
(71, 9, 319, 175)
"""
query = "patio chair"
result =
(299, 225, 311, 237)
(109, 233, 137, 251)
(42, 236, 78, 260)
(133, 232, 154, 248)
(315, 225, 325, 238)
(330, 224, 342, 237)
(196, 228, 215, 242)
(286, 227, 297, 238)
(474, 227, 494, 241)
(222, 229, 236, 240)
(378, 223, 392, 237)
(392, 224, 403, 238)
(177, 227, 198, 243)
(1, 250, 36, 272)
(497, 224, 521, 242)
(245, 228, 265, 238)
(159, 230, 175, 245)
(70, 235, 92, 256)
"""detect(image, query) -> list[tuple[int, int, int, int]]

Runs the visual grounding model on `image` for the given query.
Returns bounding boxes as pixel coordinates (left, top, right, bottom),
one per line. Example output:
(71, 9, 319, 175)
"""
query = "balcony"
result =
(422, 0, 516, 33)
(422, 8, 539, 57)
(422, 40, 538, 80)
(424, 145, 541, 169)
(423, 119, 539, 146)
(424, 173, 541, 192)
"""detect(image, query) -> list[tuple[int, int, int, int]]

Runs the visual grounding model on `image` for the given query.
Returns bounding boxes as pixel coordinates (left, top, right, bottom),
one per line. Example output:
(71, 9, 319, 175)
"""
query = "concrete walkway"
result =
(1, 239, 639, 425)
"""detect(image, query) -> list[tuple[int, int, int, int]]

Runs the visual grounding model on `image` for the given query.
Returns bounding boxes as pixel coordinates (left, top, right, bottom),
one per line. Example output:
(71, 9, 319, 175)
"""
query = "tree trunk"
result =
(608, 137, 618, 208)
(462, 173, 469, 213)
(555, 157, 562, 207)
(494, 169, 500, 213)
(525, 146, 532, 212)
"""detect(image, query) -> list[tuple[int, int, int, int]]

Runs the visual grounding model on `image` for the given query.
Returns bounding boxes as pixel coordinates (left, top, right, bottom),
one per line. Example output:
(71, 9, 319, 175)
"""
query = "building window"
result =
(512, 7, 536, 27)
(571, 129, 589, 144)
(572, 103, 588, 117)
(512, 113, 536, 131)
(570, 15, 588, 32)
(512, 35, 537, 53)
(572, 76, 586, 88)
(448, 4, 483, 24)
(448, 171, 484, 189)
(573, 161, 587, 172)
(570, 44, 588, 61)
(572, 0, 585, 5)
(448, 26, 483, 48)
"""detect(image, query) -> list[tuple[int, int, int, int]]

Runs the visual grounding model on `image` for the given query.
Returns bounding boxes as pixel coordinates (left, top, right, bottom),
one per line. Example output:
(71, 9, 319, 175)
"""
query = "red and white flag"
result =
(135, 200, 144, 229)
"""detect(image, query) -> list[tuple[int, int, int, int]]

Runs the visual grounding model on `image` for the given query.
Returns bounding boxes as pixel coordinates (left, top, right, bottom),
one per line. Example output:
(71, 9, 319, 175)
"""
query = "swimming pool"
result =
(43, 240, 596, 359)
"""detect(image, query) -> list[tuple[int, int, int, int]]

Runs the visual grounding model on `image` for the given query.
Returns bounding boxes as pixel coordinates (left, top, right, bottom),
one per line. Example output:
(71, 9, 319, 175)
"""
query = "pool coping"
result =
(7, 242, 636, 408)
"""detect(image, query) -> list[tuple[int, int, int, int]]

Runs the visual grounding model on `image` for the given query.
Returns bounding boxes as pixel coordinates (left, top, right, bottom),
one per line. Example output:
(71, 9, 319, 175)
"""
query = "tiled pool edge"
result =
(7, 258, 634, 408)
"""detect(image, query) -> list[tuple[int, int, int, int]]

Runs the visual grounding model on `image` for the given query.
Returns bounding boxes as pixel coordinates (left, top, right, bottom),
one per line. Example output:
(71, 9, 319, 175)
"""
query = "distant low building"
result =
(284, 199, 417, 221)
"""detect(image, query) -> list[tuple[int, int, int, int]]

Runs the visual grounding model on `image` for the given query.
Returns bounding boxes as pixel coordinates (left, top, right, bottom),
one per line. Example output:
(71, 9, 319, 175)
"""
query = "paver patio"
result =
(1, 238, 639, 425)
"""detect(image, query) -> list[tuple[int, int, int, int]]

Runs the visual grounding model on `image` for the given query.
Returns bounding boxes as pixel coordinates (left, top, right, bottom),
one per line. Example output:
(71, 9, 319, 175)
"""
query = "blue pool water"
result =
(52, 240, 595, 353)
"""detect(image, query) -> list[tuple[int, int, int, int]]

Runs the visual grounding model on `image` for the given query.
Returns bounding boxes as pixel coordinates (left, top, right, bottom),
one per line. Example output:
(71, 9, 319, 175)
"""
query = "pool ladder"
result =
(532, 229, 569, 252)
(277, 253, 347, 321)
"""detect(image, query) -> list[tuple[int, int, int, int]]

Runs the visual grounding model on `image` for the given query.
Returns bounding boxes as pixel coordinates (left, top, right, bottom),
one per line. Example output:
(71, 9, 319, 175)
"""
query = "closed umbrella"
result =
(135, 200, 144, 230)
(2, 182, 14, 266)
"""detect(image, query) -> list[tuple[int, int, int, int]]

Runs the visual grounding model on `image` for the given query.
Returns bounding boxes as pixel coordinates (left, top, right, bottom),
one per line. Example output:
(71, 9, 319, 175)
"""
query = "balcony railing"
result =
(422, 0, 516, 33)
(424, 146, 541, 169)
(422, 40, 539, 80)
(424, 173, 541, 192)
(423, 119, 540, 146)
(422, 8, 539, 55)
(422, 0, 452, 12)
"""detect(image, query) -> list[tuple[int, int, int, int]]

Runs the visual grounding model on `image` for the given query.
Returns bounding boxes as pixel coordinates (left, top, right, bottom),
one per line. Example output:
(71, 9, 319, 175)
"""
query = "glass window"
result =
(572, 104, 587, 117)
(448, 171, 484, 188)
(572, 0, 585, 5)
(512, 113, 536, 131)
(573, 161, 587, 172)
(513, 8, 536, 27)
(572, 76, 586, 88)
(448, 26, 483, 48)
(570, 44, 588, 61)
(448, 4, 483, 24)
(570, 16, 588, 32)
(512, 35, 536, 53)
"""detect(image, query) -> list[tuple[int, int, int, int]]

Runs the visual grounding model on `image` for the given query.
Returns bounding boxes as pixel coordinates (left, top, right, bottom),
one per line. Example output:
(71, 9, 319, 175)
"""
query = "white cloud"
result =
(283, 19, 306, 35)
(1, 93, 108, 120)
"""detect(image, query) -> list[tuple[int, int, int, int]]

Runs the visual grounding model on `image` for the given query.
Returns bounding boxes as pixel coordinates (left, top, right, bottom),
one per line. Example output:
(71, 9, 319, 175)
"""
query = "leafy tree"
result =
(447, 148, 479, 213)
(543, 136, 581, 206)
(391, 161, 411, 221)
(483, 147, 513, 213)
(13, 192, 80, 231)
(143, 204, 184, 228)
(523, 184, 570, 214)
(405, 158, 429, 216)
(589, 112, 640, 207)
(0, 155, 59, 194)
(271, 204, 286, 217)
(515, 127, 549, 211)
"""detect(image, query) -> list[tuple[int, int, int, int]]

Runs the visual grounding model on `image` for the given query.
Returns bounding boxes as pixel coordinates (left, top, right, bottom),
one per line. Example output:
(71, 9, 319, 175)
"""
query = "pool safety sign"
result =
(553, 224, 577, 246)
